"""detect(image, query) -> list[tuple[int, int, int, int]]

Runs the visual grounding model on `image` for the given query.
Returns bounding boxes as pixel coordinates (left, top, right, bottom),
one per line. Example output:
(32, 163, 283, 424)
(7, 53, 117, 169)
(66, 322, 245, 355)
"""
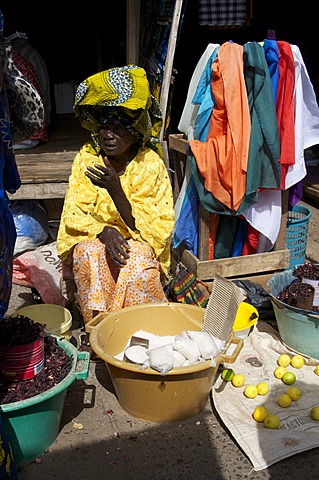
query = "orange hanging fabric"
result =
(189, 42, 251, 211)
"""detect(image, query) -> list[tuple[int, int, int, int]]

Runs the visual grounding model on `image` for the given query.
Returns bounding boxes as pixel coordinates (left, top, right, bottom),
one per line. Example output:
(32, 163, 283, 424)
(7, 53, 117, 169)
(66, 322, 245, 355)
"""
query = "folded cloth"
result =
(212, 322, 319, 471)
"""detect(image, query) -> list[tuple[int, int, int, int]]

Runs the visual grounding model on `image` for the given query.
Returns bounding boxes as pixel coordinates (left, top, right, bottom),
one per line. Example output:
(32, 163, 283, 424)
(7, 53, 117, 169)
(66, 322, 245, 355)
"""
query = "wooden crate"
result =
(169, 134, 290, 290)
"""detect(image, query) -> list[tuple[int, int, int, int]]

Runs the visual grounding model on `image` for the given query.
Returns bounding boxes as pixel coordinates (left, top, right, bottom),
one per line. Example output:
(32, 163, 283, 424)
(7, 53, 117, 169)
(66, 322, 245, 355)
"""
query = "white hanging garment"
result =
(285, 45, 319, 190)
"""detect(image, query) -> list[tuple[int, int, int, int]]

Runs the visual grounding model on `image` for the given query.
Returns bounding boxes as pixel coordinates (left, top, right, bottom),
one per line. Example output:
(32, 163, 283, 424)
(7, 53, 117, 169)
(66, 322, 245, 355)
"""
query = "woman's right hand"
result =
(97, 226, 130, 266)
(85, 162, 121, 195)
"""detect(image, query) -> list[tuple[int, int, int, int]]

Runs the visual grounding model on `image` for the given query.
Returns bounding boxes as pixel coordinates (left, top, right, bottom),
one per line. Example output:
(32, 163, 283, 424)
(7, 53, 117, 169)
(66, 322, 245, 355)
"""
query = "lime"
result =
(291, 355, 304, 369)
(277, 354, 291, 368)
(264, 414, 280, 429)
(231, 373, 245, 387)
(310, 406, 319, 421)
(278, 393, 292, 408)
(221, 368, 235, 382)
(282, 371, 296, 385)
(253, 406, 269, 423)
(315, 365, 319, 376)
(286, 386, 301, 401)
(244, 385, 258, 399)
(256, 382, 269, 396)
(274, 366, 287, 379)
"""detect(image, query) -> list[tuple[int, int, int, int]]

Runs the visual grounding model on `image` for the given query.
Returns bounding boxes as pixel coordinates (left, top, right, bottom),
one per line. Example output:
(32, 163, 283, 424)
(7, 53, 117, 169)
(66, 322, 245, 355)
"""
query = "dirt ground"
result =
(299, 196, 319, 265)
(5, 194, 319, 480)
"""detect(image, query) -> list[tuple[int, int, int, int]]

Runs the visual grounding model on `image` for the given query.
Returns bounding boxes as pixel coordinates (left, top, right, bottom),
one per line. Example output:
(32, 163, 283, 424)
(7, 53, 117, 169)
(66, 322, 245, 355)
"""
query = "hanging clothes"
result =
(243, 43, 319, 252)
(9, 33, 51, 127)
(12, 49, 48, 146)
(0, 11, 20, 477)
(189, 41, 251, 212)
(263, 39, 279, 103)
(276, 41, 296, 190)
(173, 43, 219, 256)
(174, 38, 319, 259)
(187, 41, 280, 215)
(240, 41, 281, 211)
(285, 44, 319, 191)
(230, 217, 247, 257)
(0, 28, 21, 319)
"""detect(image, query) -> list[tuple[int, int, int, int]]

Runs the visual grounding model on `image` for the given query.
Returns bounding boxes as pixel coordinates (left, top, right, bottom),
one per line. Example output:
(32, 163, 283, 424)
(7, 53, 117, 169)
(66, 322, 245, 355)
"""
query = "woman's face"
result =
(99, 123, 136, 160)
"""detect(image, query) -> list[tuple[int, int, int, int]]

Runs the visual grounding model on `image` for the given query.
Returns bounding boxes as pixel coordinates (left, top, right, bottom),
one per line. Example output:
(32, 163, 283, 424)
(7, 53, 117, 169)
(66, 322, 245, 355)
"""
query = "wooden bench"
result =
(8, 114, 89, 201)
(169, 133, 290, 289)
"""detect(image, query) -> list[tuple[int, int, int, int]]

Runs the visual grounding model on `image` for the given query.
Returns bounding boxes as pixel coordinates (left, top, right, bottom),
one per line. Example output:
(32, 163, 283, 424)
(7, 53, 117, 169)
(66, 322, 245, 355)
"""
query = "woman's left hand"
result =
(98, 226, 130, 266)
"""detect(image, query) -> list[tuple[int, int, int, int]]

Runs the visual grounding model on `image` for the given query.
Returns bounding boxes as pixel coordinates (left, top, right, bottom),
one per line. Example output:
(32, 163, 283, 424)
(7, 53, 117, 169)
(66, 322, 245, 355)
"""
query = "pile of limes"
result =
(273, 354, 306, 385)
(221, 352, 319, 429)
(244, 382, 269, 399)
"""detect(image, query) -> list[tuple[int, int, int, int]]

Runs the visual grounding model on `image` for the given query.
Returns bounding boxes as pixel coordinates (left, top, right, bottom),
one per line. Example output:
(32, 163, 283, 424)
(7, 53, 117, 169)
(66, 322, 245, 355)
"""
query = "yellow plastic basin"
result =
(88, 302, 243, 423)
(15, 304, 73, 341)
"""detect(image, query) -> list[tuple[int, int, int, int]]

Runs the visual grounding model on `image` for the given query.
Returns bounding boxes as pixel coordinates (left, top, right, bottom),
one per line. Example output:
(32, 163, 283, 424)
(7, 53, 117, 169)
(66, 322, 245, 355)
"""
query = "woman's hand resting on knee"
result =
(98, 226, 131, 266)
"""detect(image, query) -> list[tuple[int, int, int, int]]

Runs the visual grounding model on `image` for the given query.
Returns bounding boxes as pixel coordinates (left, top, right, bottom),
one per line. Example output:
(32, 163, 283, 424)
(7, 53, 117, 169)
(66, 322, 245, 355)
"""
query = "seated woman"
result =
(57, 65, 175, 346)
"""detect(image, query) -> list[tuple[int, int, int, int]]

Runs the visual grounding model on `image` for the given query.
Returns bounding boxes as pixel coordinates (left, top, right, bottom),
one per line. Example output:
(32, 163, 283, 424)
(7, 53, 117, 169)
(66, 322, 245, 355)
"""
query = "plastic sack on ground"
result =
(12, 241, 68, 306)
(11, 200, 49, 255)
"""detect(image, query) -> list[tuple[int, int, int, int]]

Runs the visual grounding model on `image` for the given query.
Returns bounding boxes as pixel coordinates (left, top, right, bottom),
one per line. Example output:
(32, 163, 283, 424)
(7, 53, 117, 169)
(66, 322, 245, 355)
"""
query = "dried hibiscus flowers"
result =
(293, 261, 319, 281)
(0, 315, 72, 404)
(277, 261, 319, 312)
(0, 315, 46, 346)
(287, 281, 315, 310)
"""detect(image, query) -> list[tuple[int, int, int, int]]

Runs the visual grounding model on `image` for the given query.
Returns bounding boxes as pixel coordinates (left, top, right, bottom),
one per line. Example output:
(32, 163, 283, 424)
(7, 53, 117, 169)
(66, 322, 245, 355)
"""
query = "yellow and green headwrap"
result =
(74, 65, 163, 157)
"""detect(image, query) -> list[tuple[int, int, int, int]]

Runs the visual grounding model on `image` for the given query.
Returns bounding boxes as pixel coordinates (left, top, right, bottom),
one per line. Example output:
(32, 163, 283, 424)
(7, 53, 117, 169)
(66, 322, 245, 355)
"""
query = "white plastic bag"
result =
(187, 330, 220, 359)
(173, 336, 201, 362)
(146, 344, 175, 375)
(173, 349, 187, 368)
(12, 200, 49, 255)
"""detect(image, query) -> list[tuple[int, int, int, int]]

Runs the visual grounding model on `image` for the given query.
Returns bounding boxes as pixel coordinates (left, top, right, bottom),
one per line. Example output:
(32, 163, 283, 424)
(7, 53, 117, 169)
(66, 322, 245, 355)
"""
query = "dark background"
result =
(2, 1, 318, 134)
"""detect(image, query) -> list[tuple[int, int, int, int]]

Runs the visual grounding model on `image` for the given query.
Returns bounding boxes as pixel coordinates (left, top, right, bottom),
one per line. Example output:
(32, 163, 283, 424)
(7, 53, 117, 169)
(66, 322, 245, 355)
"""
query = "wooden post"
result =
(126, 0, 140, 64)
(159, 0, 184, 143)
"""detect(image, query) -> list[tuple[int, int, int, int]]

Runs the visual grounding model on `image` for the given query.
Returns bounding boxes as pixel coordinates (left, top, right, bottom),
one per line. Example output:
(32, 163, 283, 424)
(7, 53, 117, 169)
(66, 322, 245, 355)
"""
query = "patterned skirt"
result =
(72, 238, 167, 324)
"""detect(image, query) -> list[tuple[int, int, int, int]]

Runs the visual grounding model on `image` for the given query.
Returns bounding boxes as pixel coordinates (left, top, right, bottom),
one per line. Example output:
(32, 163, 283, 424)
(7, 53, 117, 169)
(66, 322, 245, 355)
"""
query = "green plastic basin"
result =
(267, 270, 319, 360)
(0, 335, 90, 464)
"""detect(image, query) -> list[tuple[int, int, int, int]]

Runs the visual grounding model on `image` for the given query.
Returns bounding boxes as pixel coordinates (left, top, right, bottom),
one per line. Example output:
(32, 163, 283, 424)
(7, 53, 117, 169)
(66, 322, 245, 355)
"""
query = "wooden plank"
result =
(8, 183, 68, 200)
(174, 246, 290, 280)
(302, 165, 319, 200)
(126, 0, 140, 64)
(15, 114, 89, 155)
(160, 0, 184, 142)
(13, 155, 73, 185)
(169, 133, 190, 155)
(160, 140, 170, 172)
(204, 272, 278, 292)
(9, 114, 87, 199)
(173, 150, 186, 202)
(198, 203, 210, 260)
(303, 185, 319, 200)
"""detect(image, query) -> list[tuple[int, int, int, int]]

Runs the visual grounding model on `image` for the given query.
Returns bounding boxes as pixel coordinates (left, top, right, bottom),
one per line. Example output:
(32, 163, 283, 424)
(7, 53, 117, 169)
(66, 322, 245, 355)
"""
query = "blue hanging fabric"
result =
(173, 45, 219, 256)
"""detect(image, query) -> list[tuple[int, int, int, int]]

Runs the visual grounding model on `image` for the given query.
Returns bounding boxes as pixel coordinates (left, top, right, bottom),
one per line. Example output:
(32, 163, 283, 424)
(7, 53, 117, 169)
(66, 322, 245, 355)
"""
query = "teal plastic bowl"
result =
(0, 335, 90, 464)
(267, 270, 319, 360)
